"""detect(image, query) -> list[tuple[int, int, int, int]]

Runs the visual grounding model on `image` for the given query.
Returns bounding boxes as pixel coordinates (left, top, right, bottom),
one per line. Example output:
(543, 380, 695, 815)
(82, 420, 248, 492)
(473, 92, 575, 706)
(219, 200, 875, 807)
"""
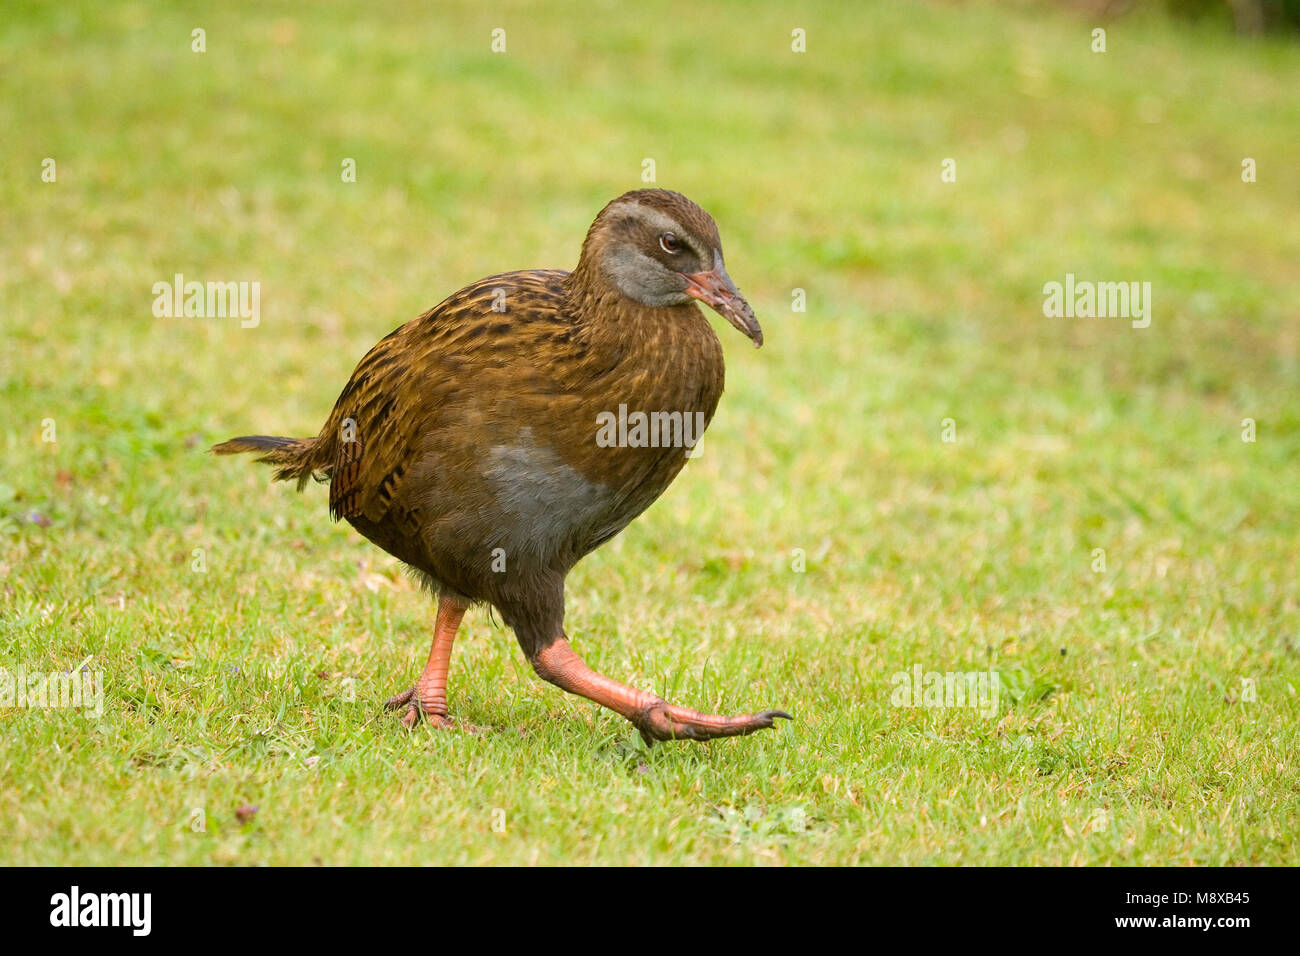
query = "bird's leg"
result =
(385, 594, 467, 729)
(530, 637, 790, 744)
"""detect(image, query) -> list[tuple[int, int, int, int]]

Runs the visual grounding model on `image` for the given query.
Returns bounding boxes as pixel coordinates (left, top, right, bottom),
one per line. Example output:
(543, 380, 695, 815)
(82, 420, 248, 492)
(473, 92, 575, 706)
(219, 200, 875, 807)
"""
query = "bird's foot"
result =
(630, 697, 792, 745)
(383, 686, 473, 732)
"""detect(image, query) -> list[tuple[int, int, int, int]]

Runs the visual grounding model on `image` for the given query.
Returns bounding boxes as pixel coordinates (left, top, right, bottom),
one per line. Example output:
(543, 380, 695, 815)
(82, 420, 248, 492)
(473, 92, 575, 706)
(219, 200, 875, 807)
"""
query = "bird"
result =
(213, 188, 790, 744)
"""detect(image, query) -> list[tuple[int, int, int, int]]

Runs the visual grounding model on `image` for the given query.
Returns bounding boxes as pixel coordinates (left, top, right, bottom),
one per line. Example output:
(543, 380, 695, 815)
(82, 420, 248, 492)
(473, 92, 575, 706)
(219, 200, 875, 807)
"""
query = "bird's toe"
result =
(631, 699, 790, 744)
(384, 686, 416, 711)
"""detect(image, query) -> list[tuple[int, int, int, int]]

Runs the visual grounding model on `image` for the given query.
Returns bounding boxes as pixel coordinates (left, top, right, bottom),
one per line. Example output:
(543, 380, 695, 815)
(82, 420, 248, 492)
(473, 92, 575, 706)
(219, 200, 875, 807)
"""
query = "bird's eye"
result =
(659, 232, 681, 254)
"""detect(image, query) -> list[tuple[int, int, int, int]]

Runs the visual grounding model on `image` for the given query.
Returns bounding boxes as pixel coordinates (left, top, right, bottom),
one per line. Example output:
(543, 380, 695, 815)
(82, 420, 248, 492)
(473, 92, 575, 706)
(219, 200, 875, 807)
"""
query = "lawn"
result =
(2, 0, 1297, 865)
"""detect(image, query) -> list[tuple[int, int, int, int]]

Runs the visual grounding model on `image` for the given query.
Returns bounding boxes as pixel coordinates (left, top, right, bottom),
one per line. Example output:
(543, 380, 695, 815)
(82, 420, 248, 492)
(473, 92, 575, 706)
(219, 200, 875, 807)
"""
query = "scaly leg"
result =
(385, 595, 467, 729)
(531, 637, 790, 744)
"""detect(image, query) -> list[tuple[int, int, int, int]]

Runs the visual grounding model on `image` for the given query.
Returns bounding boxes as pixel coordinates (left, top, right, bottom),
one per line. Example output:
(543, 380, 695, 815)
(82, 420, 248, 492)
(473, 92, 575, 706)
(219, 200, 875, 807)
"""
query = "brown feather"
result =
(214, 190, 737, 655)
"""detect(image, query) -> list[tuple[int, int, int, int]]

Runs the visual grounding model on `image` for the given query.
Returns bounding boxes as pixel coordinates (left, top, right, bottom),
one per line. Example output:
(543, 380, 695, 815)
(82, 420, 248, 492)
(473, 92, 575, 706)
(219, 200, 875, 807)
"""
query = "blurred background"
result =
(1087, 0, 1300, 32)
(2, 1, 1297, 864)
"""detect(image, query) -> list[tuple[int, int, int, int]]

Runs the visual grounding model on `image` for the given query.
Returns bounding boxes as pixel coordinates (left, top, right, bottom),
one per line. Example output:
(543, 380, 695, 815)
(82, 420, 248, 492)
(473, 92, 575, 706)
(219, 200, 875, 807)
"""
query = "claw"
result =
(386, 685, 478, 733)
(632, 698, 792, 744)
(401, 707, 455, 730)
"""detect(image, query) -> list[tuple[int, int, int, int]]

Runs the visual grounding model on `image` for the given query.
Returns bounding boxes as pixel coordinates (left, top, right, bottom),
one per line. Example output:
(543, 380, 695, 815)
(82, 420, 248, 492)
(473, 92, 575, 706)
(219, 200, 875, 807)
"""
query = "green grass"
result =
(2, 0, 1298, 865)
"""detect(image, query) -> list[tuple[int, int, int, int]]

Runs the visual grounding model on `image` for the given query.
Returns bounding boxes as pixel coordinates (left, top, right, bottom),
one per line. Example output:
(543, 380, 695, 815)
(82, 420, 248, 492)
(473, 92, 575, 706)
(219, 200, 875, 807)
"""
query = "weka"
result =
(213, 188, 789, 743)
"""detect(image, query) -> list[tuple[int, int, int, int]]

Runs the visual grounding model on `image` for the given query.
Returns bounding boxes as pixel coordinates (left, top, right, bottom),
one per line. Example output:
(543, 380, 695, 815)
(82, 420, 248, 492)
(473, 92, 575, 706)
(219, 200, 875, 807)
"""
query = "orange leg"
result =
(532, 637, 790, 744)
(385, 595, 467, 728)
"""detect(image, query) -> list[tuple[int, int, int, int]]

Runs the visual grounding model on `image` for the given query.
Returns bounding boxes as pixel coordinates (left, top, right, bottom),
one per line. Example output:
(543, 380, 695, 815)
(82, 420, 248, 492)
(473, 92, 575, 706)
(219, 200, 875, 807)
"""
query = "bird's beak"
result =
(681, 265, 763, 348)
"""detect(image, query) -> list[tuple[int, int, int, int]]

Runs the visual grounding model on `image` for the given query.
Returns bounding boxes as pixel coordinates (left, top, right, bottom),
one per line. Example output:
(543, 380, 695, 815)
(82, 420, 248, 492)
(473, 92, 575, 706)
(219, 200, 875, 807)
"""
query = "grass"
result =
(2, 0, 1298, 865)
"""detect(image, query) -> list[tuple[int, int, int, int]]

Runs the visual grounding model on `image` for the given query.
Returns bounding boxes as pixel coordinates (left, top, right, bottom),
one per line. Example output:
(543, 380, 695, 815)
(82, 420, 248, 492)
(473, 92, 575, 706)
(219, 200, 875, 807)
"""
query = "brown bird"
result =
(213, 188, 789, 743)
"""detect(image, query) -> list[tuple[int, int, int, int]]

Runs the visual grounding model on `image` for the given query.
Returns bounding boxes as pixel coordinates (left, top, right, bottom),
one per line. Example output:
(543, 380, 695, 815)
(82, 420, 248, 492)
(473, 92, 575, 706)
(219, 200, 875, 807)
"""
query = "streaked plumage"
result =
(214, 189, 788, 743)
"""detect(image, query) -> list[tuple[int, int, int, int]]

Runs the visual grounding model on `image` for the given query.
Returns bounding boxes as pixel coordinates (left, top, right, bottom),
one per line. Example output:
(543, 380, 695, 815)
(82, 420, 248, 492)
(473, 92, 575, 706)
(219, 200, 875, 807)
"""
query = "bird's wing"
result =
(320, 270, 572, 524)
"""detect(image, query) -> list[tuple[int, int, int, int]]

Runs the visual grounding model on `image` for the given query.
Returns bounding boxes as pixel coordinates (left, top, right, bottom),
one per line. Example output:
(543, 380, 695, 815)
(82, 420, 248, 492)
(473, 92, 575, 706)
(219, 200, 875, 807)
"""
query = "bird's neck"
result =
(561, 260, 726, 422)
(562, 254, 623, 334)
(562, 257, 708, 353)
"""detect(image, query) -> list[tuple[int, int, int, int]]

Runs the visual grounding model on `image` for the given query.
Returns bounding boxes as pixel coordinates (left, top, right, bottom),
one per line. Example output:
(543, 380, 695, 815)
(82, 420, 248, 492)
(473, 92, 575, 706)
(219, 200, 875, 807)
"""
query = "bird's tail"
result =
(210, 434, 321, 488)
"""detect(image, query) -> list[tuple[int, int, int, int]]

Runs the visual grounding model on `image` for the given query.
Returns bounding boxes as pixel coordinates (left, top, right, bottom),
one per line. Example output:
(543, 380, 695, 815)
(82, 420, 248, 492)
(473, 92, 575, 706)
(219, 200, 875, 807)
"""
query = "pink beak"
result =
(682, 266, 762, 348)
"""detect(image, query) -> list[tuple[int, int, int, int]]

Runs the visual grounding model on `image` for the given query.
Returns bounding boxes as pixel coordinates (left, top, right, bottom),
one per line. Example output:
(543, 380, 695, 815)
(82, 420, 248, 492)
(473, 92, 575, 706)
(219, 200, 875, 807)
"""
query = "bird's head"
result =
(579, 189, 762, 347)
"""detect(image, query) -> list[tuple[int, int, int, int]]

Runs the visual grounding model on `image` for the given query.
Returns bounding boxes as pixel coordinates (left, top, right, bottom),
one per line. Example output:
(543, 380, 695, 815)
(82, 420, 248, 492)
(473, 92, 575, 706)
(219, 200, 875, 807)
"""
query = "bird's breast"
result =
(481, 431, 621, 563)
(476, 304, 726, 565)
